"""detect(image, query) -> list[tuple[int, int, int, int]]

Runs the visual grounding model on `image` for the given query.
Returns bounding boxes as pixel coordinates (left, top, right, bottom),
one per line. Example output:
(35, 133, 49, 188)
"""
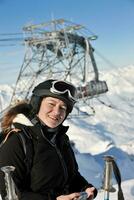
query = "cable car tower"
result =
(1, 19, 108, 118)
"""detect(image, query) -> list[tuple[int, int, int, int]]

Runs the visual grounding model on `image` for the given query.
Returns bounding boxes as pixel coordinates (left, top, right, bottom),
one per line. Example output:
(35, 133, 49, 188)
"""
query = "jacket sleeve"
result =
(68, 170, 98, 198)
(0, 133, 45, 200)
(65, 138, 98, 198)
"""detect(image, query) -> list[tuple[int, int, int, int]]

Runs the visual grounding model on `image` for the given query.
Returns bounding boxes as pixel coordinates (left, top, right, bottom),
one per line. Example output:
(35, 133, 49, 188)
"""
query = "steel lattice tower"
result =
(0, 19, 108, 120)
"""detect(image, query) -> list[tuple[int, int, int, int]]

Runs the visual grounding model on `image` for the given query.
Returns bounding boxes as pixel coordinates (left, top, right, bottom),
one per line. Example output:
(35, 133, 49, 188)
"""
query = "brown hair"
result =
(1, 101, 31, 134)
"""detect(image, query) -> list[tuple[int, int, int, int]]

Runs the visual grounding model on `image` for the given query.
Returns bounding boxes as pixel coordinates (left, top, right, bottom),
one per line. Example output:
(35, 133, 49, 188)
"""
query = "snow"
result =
(0, 65, 134, 199)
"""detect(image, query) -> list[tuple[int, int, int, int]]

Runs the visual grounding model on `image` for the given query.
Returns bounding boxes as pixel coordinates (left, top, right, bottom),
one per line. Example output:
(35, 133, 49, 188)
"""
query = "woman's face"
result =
(37, 97, 67, 128)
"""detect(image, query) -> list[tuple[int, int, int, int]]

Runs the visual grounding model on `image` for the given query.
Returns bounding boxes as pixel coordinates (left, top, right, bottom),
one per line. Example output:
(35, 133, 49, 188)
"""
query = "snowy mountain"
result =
(0, 65, 134, 199)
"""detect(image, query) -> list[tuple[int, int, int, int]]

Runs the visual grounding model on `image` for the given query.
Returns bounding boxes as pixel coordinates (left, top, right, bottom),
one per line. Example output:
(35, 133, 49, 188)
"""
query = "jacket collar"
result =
(13, 113, 69, 135)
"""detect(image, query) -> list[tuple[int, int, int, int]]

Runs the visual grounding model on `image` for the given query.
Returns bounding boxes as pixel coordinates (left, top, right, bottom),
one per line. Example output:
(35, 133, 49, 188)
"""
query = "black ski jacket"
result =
(0, 114, 97, 200)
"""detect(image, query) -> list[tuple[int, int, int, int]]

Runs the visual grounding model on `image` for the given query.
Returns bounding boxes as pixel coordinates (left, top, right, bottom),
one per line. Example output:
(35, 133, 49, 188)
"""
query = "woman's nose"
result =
(53, 105, 60, 115)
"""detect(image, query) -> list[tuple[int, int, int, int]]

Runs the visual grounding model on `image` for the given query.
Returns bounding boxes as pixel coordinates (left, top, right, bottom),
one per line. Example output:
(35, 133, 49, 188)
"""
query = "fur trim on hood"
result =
(13, 114, 33, 126)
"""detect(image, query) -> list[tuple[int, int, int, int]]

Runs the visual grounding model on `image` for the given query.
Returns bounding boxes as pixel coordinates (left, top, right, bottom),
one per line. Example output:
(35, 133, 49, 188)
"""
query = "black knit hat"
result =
(30, 79, 77, 114)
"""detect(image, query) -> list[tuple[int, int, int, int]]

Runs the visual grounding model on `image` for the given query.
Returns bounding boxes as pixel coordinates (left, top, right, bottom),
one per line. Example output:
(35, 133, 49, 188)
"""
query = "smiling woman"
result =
(0, 79, 98, 200)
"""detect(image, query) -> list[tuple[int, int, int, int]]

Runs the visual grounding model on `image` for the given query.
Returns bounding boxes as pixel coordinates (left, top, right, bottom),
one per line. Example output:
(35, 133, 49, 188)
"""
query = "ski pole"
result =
(103, 155, 115, 200)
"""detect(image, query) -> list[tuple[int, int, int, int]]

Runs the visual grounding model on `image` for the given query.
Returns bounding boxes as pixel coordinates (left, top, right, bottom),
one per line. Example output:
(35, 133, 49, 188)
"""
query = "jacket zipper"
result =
(40, 128, 69, 185)
(54, 145, 68, 185)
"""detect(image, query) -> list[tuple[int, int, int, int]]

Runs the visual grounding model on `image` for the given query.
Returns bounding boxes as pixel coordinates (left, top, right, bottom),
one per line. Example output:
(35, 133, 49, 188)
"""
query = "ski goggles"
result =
(50, 80, 77, 103)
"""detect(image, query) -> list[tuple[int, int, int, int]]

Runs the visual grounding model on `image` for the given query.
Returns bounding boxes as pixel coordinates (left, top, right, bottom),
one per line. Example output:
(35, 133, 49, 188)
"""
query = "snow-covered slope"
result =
(66, 65, 134, 199)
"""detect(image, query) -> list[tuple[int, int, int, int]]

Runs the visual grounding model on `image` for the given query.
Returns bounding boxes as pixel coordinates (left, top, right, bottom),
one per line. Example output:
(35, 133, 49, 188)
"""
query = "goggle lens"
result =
(54, 81, 75, 96)
(50, 80, 76, 102)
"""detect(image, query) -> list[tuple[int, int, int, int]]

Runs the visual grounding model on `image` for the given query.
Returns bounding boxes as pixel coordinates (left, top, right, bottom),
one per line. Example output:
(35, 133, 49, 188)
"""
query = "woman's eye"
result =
(48, 102, 55, 106)
(61, 106, 67, 111)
